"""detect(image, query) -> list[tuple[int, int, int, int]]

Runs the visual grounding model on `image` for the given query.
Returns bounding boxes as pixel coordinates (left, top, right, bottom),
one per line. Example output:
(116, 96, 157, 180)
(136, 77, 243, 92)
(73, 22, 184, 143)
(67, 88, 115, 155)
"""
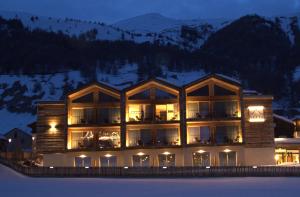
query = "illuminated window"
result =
(193, 152, 210, 166)
(248, 106, 265, 122)
(128, 104, 152, 122)
(155, 104, 179, 121)
(158, 153, 175, 167)
(187, 126, 211, 144)
(74, 156, 91, 167)
(132, 155, 150, 167)
(100, 155, 117, 167)
(219, 151, 237, 166)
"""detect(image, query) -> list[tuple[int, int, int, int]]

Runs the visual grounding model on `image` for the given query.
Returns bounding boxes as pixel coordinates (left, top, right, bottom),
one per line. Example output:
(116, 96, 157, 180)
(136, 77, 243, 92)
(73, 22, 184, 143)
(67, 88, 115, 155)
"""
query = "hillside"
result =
(0, 12, 300, 133)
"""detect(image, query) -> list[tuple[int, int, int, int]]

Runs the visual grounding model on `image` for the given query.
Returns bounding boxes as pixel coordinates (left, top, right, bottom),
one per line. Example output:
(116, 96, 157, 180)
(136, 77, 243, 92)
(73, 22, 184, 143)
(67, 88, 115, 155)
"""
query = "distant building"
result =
(35, 74, 278, 167)
(4, 128, 32, 160)
(0, 134, 6, 153)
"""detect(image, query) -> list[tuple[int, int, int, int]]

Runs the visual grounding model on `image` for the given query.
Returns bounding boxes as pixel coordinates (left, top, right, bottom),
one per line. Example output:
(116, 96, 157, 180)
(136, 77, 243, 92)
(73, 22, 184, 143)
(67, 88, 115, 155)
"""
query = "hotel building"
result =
(35, 74, 276, 167)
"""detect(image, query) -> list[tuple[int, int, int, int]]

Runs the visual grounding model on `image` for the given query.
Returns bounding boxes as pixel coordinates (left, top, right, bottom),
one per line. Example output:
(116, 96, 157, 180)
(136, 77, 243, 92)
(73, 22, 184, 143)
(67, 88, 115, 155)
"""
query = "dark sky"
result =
(0, 0, 299, 23)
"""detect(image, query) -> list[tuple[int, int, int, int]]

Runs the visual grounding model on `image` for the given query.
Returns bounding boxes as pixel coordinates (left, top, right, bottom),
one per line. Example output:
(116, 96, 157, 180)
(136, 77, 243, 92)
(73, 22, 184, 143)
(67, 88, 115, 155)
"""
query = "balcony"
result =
(70, 108, 120, 125)
(186, 101, 240, 121)
(127, 128, 180, 148)
(127, 104, 179, 123)
(187, 125, 242, 146)
(70, 130, 120, 150)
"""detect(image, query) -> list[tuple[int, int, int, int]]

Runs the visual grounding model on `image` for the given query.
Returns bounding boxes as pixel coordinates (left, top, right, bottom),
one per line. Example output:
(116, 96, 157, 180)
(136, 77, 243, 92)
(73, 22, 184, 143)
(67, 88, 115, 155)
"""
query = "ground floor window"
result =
(74, 156, 92, 167)
(193, 152, 210, 166)
(275, 149, 299, 165)
(100, 155, 117, 167)
(219, 151, 237, 166)
(158, 153, 175, 167)
(132, 154, 150, 167)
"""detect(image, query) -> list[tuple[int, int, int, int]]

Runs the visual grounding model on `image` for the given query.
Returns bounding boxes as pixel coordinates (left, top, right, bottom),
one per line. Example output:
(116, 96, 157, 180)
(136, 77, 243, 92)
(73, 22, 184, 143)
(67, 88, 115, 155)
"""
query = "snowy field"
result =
(1, 164, 300, 197)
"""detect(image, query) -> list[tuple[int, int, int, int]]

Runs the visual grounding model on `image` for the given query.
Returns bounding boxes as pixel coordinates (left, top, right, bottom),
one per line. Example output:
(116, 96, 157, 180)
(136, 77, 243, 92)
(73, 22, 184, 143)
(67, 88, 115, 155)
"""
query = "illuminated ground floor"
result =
(42, 146, 275, 167)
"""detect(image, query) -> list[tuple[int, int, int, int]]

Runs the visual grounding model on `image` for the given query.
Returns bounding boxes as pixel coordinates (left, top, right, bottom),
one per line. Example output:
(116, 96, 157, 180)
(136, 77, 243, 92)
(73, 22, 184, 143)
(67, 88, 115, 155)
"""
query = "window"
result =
(187, 126, 211, 144)
(132, 155, 150, 167)
(100, 156, 117, 167)
(75, 156, 92, 167)
(186, 102, 209, 119)
(97, 108, 120, 123)
(158, 153, 175, 167)
(128, 104, 152, 122)
(193, 152, 210, 166)
(214, 85, 236, 96)
(71, 131, 94, 149)
(215, 126, 241, 144)
(219, 151, 237, 166)
(155, 104, 179, 121)
(128, 89, 150, 100)
(71, 108, 95, 124)
(99, 92, 120, 102)
(72, 93, 94, 103)
(187, 85, 209, 96)
(156, 128, 179, 146)
(213, 101, 239, 118)
(98, 130, 120, 149)
(155, 88, 177, 99)
(127, 129, 152, 147)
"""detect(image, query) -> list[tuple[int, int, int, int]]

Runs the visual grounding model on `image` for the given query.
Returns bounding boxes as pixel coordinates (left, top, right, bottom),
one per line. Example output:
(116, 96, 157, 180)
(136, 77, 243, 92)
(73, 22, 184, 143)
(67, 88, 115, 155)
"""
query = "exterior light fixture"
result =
(79, 154, 87, 158)
(85, 166, 89, 169)
(49, 166, 54, 169)
(137, 152, 144, 156)
(206, 166, 210, 169)
(162, 166, 168, 169)
(104, 154, 112, 158)
(162, 151, 171, 155)
(49, 122, 58, 133)
(224, 149, 231, 153)
(124, 166, 129, 169)
(252, 166, 258, 169)
(197, 150, 205, 154)
(32, 137, 35, 141)
(8, 138, 12, 143)
(248, 106, 265, 122)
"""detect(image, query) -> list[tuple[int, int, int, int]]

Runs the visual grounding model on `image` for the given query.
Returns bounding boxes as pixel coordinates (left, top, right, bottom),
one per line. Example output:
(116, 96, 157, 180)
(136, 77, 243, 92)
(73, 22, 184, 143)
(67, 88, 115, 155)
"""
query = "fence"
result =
(1, 158, 300, 177)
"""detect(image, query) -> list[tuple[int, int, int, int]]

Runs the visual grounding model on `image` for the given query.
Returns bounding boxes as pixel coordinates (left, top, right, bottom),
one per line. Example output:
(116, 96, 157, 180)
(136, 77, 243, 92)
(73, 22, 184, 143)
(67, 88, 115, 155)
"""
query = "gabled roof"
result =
(124, 78, 180, 93)
(273, 114, 295, 125)
(183, 74, 241, 89)
(67, 81, 120, 98)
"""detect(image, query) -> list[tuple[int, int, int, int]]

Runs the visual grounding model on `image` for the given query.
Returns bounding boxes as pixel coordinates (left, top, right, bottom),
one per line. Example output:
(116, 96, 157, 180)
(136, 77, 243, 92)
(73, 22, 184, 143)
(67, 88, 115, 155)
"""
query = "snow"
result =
(294, 66, 300, 81)
(1, 164, 300, 197)
(275, 138, 300, 144)
(273, 114, 295, 124)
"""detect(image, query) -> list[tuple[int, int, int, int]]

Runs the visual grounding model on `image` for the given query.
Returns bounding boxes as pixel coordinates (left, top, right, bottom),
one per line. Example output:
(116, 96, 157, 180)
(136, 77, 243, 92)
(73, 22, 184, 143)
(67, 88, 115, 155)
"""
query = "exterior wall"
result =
(36, 103, 66, 153)
(43, 145, 247, 167)
(244, 147, 275, 165)
(243, 96, 275, 148)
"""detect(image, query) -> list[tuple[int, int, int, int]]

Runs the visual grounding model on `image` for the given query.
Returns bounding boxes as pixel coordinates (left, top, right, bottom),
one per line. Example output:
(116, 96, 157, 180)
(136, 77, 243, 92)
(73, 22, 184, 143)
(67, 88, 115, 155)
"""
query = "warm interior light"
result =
(79, 154, 87, 158)
(137, 152, 144, 156)
(224, 149, 231, 153)
(163, 151, 171, 155)
(274, 155, 279, 161)
(197, 150, 205, 154)
(104, 154, 112, 158)
(248, 106, 265, 122)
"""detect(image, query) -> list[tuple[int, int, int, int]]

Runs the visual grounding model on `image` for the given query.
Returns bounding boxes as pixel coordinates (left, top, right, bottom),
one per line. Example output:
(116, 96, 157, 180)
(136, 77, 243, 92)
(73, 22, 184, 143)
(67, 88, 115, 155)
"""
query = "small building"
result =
(4, 128, 32, 160)
(35, 74, 276, 167)
(0, 134, 7, 157)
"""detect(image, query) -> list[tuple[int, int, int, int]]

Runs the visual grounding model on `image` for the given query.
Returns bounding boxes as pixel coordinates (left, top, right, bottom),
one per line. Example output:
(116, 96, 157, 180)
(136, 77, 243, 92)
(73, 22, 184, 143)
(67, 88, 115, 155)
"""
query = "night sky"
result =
(0, 0, 299, 23)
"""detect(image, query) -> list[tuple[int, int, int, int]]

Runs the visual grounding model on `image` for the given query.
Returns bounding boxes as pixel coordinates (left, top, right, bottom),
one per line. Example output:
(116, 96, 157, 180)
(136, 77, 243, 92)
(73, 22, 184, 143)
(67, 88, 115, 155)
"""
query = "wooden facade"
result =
(35, 75, 277, 167)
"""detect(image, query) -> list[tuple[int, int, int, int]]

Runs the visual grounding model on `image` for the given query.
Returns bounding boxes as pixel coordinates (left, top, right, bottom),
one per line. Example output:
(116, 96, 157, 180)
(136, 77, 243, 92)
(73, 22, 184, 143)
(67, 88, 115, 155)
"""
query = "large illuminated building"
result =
(34, 74, 276, 167)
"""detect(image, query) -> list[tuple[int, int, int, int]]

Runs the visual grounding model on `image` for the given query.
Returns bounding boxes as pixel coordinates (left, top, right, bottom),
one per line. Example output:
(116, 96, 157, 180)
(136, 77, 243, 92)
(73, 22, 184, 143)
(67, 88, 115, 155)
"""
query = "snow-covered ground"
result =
(1, 164, 300, 197)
